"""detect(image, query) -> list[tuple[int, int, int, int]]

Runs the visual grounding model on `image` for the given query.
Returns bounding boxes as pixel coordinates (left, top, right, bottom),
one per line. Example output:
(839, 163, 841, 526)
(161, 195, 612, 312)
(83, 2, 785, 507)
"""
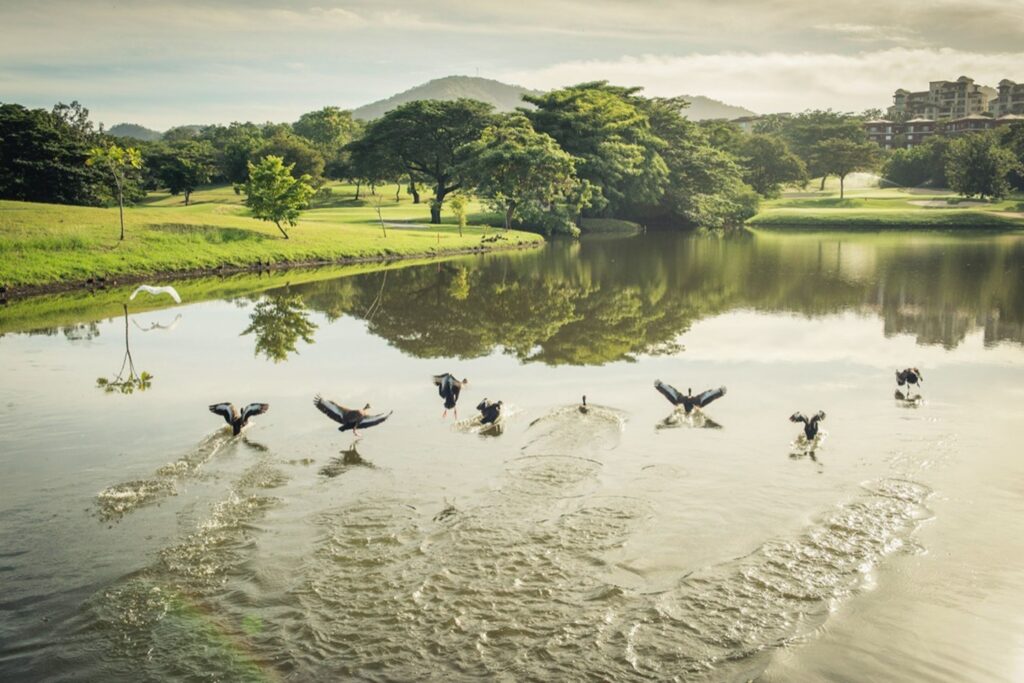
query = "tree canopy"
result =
(241, 155, 316, 238)
(460, 114, 582, 233)
(945, 132, 1020, 200)
(811, 139, 878, 198)
(739, 134, 807, 197)
(351, 98, 495, 223)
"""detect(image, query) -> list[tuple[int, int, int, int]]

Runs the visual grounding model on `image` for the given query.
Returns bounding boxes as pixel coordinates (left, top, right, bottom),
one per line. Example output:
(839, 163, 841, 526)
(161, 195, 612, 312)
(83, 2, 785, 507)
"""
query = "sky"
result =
(1, 0, 1023, 129)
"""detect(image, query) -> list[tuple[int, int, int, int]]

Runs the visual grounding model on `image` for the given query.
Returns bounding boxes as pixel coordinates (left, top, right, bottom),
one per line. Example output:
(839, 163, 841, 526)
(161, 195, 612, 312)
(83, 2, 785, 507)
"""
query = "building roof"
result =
(864, 119, 894, 124)
(996, 114, 1024, 121)
(905, 118, 935, 123)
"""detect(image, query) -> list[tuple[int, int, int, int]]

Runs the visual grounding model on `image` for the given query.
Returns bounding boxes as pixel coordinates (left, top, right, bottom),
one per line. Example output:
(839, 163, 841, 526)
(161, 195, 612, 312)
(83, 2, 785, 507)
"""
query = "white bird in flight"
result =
(130, 284, 182, 304)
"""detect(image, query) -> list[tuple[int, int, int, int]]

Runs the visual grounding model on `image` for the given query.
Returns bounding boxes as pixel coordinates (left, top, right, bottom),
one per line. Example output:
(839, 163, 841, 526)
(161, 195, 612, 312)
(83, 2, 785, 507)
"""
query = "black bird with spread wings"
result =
(895, 368, 923, 390)
(790, 411, 826, 439)
(313, 395, 391, 435)
(654, 380, 727, 414)
(208, 402, 269, 435)
(434, 373, 468, 418)
(476, 398, 503, 425)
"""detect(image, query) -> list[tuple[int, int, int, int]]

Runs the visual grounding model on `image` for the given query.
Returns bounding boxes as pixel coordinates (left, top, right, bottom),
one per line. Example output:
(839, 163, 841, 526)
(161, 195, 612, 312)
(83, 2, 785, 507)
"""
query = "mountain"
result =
(107, 123, 162, 141)
(352, 76, 543, 120)
(351, 75, 755, 122)
(678, 96, 756, 120)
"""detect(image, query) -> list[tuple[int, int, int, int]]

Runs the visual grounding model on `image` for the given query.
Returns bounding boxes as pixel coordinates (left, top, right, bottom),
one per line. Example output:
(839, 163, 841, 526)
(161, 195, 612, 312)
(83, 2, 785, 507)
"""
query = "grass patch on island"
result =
(748, 183, 1024, 231)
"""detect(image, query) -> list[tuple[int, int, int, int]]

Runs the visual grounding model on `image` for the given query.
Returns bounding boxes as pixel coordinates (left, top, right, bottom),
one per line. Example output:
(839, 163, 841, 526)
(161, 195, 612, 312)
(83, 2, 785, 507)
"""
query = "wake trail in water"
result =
(94, 432, 233, 521)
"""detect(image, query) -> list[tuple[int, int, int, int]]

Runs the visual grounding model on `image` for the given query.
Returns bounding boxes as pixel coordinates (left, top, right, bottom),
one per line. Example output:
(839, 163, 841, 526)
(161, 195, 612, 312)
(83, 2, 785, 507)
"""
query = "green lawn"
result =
(0, 182, 543, 291)
(748, 180, 1024, 230)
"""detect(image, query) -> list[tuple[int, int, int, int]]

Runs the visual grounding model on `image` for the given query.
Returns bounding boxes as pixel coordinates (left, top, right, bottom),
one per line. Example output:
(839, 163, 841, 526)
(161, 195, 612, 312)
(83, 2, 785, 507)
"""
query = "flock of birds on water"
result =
(208, 368, 926, 444)
(130, 285, 927, 447)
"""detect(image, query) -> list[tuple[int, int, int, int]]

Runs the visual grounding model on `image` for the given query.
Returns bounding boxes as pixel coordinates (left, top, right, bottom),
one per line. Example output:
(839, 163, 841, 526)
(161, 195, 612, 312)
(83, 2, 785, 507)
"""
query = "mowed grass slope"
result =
(0, 182, 543, 289)
(748, 177, 1024, 230)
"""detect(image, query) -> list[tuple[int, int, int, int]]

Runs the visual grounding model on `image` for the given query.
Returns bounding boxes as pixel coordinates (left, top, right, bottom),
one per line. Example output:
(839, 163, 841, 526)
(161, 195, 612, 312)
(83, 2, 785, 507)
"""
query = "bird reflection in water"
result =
(656, 410, 723, 430)
(894, 389, 924, 408)
(132, 313, 182, 332)
(319, 443, 375, 477)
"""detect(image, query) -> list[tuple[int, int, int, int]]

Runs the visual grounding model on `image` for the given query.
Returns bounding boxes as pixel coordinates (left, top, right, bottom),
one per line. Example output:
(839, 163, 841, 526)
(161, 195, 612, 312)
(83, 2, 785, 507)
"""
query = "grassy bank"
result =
(748, 183, 1024, 230)
(0, 183, 543, 293)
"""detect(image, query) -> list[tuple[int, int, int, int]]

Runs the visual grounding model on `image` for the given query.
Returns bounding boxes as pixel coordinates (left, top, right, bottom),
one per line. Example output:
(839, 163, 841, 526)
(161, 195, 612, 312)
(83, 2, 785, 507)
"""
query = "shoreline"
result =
(0, 240, 542, 303)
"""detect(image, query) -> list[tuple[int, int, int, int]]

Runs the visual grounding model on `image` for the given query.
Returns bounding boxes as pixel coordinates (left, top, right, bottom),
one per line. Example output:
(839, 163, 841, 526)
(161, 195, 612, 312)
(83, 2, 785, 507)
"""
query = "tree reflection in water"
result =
(241, 293, 318, 363)
(279, 231, 1024, 365)
(96, 305, 153, 394)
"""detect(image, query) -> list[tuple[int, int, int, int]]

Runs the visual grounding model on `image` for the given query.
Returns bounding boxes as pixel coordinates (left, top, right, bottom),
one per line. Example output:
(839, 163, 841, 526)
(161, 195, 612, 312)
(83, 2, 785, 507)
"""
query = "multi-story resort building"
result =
(888, 76, 996, 121)
(730, 76, 1023, 150)
(860, 76, 1024, 148)
(990, 79, 1024, 116)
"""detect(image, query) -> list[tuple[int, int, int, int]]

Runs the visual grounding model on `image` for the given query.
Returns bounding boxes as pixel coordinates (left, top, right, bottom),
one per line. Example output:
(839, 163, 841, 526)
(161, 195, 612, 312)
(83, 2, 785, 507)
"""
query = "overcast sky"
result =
(2, 0, 1023, 129)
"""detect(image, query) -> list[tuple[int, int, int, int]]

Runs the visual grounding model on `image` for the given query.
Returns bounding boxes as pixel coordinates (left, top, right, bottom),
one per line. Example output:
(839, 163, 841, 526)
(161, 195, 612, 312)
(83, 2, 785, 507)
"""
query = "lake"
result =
(1, 230, 1023, 681)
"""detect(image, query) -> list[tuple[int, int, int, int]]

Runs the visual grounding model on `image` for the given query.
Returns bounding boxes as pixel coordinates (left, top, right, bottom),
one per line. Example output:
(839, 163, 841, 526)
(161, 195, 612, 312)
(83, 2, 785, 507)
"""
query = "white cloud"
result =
(500, 48, 1024, 114)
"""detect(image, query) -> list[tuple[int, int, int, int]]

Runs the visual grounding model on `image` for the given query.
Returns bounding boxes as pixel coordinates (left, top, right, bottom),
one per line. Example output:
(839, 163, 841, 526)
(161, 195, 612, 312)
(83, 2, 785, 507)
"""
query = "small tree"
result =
(241, 155, 315, 239)
(811, 139, 878, 199)
(739, 134, 808, 197)
(946, 132, 1020, 200)
(447, 194, 468, 236)
(86, 143, 142, 240)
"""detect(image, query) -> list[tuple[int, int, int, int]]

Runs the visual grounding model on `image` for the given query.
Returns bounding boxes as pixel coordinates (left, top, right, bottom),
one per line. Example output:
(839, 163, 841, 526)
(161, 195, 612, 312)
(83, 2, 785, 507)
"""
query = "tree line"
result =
(3, 93, 1022, 237)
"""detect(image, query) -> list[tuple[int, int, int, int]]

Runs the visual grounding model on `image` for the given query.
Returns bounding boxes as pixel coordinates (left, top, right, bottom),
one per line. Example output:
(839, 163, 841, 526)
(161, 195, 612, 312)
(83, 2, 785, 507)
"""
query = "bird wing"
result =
(130, 284, 182, 303)
(654, 380, 682, 405)
(434, 373, 452, 398)
(813, 411, 826, 423)
(895, 369, 907, 385)
(356, 411, 393, 429)
(241, 403, 270, 421)
(314, 395, 351, 425)
(209, 403, 236, 424)
(694, 386, 727, 408)
(789, 412, 807, 424)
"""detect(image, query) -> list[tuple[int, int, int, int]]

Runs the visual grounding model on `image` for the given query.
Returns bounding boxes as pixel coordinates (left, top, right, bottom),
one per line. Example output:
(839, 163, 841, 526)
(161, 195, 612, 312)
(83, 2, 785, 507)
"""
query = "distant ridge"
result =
(678, 95, 756, 120)
(108, 123, 162, 141)
(352, 75, 543, 120)
(351, 75, 755, 121)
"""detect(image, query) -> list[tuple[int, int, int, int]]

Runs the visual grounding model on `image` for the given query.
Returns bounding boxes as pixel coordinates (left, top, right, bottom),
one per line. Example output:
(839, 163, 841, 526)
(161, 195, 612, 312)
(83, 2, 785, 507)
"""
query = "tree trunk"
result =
(839, 174, 845, 199)
(116, 179, 125, 241)
(430, 182, 449, 225)
(409, 181, 420, 204)
(184, 189, 191, 206)
(395, 183, 401, 202)
(819, 174, 827, 191)
(275, 221, 289, 239)
(504, 206, 512, 231)
(354, 180, 361, 200)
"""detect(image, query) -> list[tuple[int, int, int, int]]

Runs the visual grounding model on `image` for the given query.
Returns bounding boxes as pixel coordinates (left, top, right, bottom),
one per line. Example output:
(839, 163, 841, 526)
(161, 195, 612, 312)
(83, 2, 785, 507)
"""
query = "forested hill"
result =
(679, 95, 756, 120)
(352, 75, 754, 121)
(352, 76, 543, 120)
(107, 123, 162, 141)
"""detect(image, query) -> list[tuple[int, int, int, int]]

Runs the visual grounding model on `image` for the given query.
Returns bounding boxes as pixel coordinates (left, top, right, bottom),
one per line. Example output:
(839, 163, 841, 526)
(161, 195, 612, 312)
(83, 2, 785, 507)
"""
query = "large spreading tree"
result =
(147, 140, 215, 205)
(523, 82, 667, 216)
(351, 99, 494, 223)
(460, 114, 582, 232)
(811, 139, 878, 198)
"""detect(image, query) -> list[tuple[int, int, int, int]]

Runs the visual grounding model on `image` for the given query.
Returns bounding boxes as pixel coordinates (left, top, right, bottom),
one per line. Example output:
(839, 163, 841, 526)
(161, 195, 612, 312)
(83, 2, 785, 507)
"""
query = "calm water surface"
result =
(1, 231, 1023, 681)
